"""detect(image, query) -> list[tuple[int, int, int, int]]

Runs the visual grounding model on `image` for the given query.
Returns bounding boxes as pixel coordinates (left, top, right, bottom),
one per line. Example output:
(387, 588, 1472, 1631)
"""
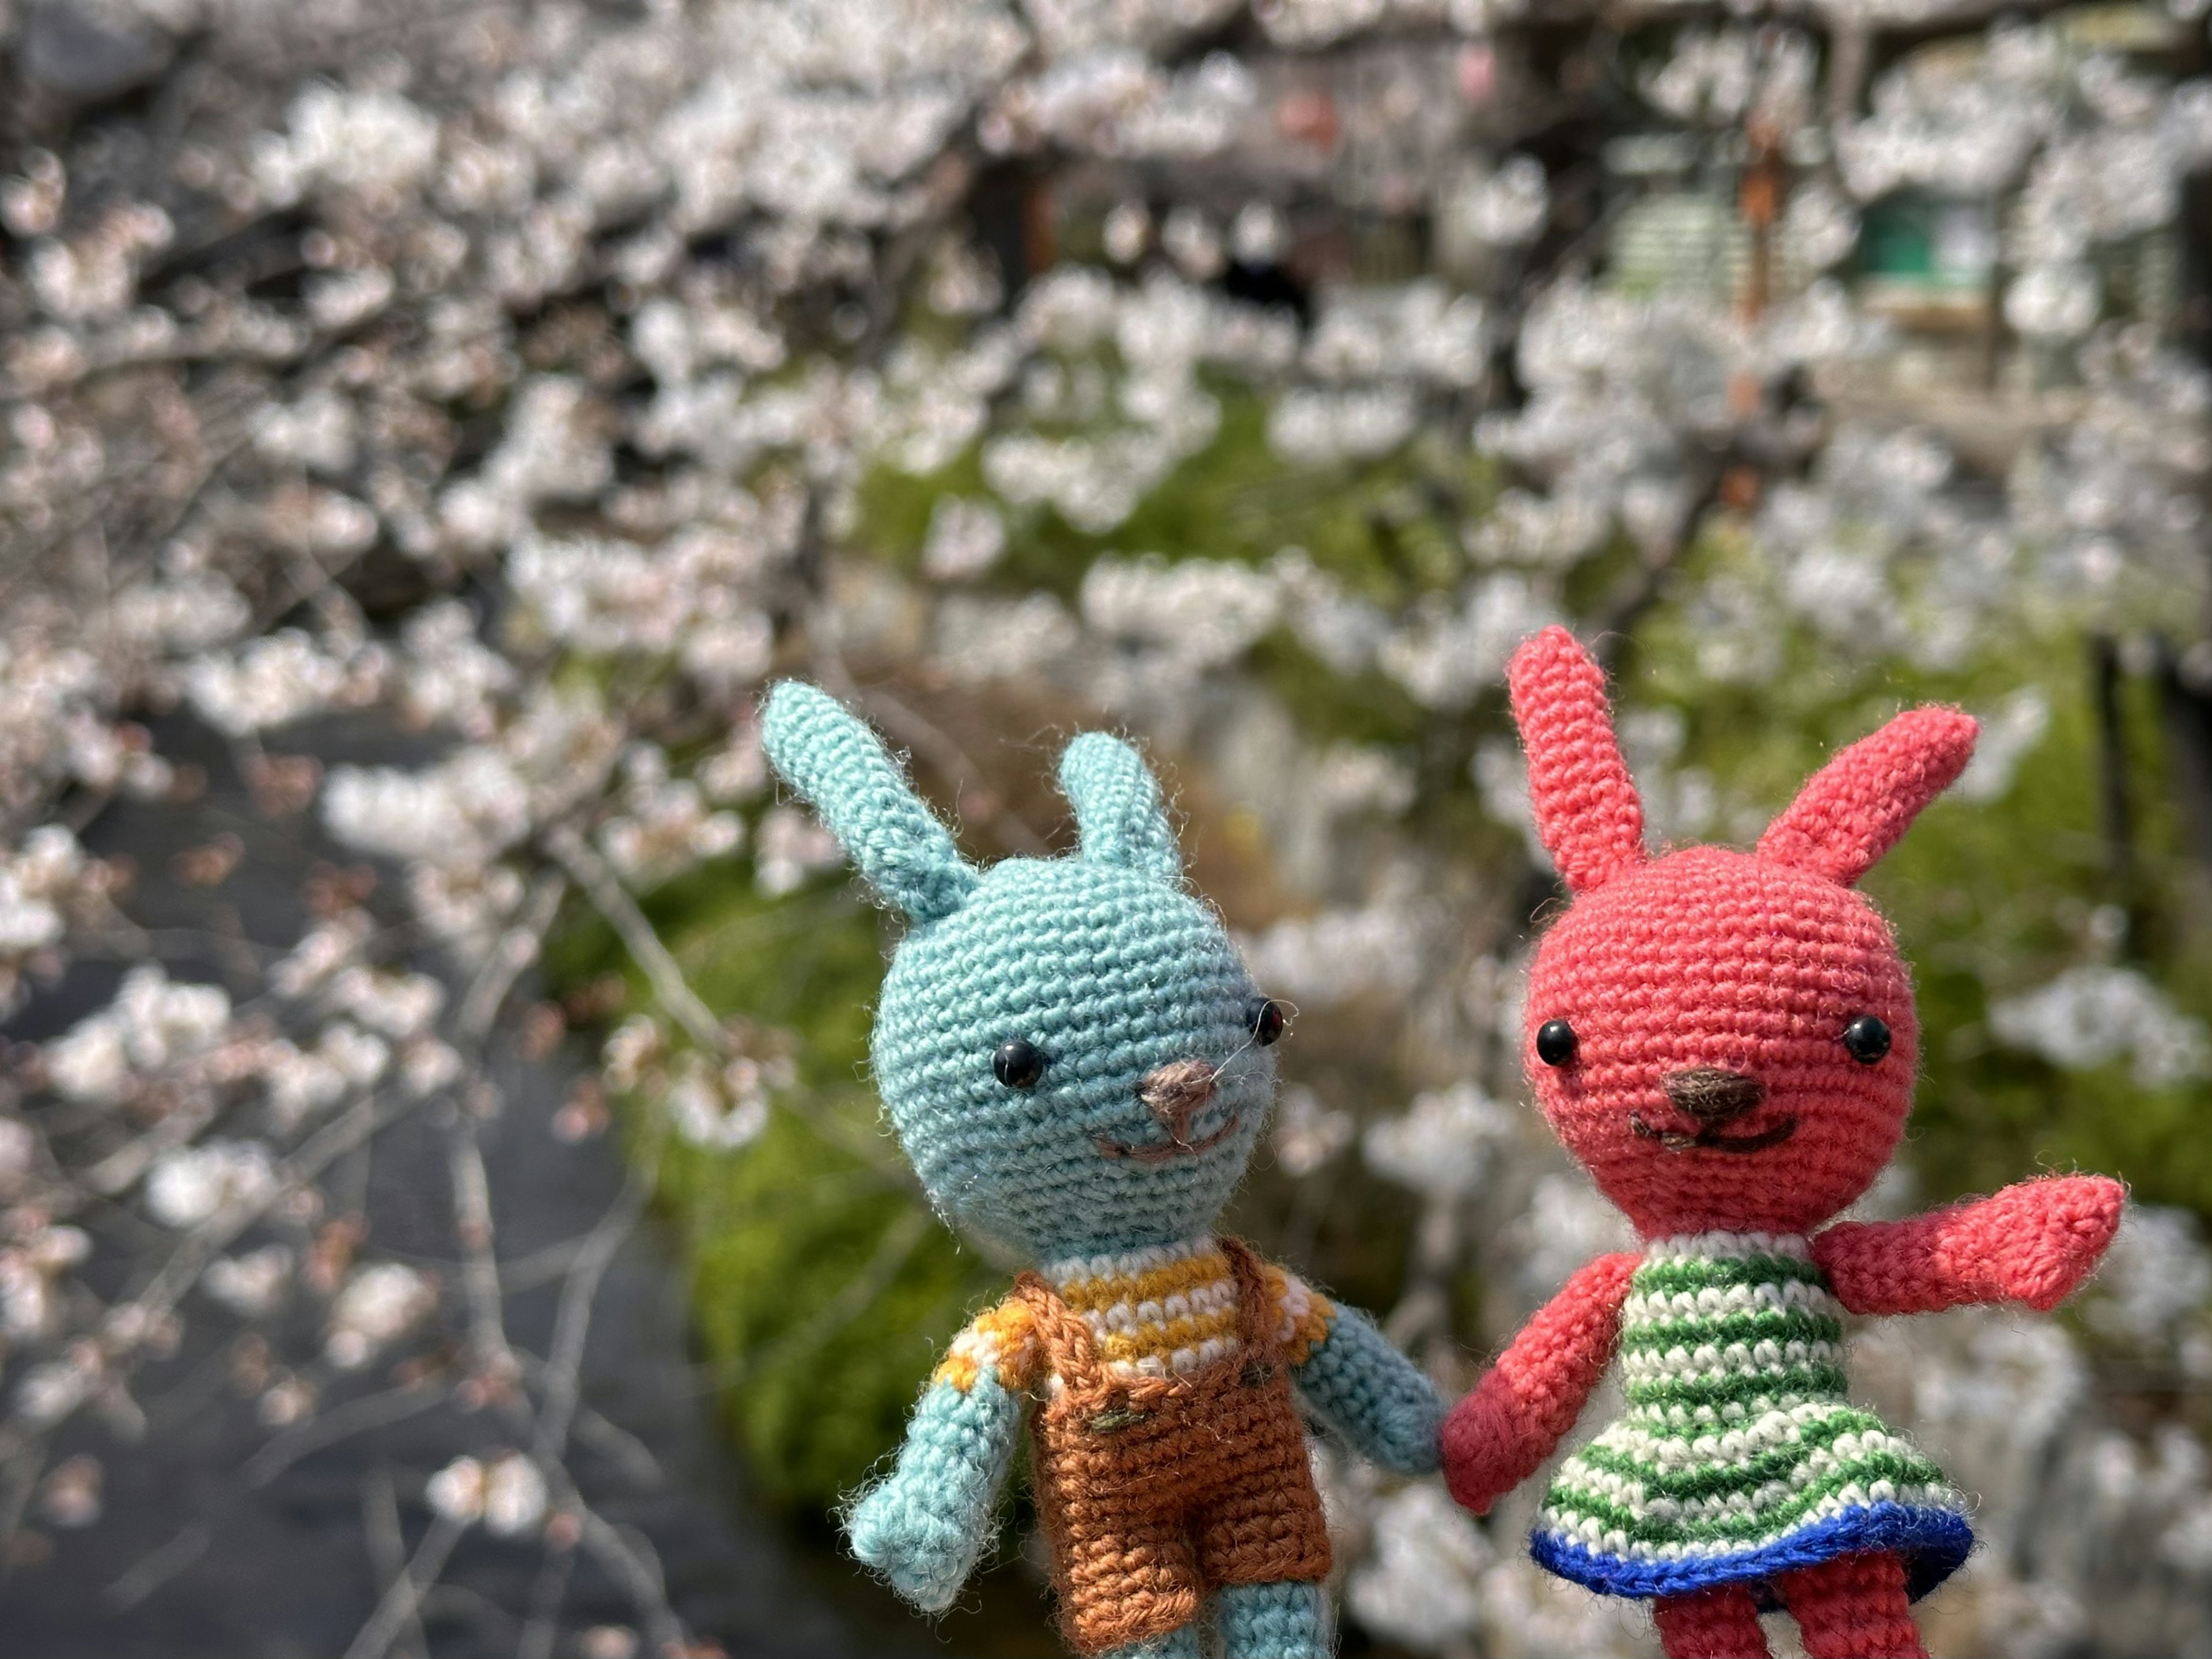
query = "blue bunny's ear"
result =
(1058, 732, 1183, 884)
(759, 682, 978, 922)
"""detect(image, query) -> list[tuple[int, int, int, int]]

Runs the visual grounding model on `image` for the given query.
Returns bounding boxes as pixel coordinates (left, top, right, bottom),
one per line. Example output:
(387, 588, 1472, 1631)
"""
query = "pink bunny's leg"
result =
(1652, 1585, 1771, 1658)
(1778, 1551, 1926, 1658)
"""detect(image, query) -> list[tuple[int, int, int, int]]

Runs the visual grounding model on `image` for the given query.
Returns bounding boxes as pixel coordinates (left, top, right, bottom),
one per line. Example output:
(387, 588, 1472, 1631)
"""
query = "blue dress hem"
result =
(1529, 1502, 1974, 1604)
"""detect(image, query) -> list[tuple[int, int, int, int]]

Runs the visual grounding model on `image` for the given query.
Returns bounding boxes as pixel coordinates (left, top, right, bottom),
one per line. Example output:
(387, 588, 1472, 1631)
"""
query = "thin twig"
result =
(575, 1502, 685, 1657)
(516, 1540, 576, 1659)
(245, 1383, 445, 1486)
(446, 1106, 519, 1387)
(84, 1093, 224, 1197)
(531, 1139, 661, 1470)
(0, 1442, 46, 1584)
(810, 642, 1049, 857)
(569, 1405, 662, 1488)
(459, 874, 571, 1043)
(121, 876, 567, 1338)
(122, 1086, 414, 1345)
(543, 825, 726, 1054)
(104, 1522, 211, 1611)
(363, 1467, 430, 1659)
(495, 1233, 592, 1292)
(340, 1512, 464, 1659)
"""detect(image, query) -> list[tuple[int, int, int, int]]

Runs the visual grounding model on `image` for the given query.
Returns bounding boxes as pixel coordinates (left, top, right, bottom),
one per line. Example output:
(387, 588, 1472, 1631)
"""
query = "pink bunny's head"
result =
(1508, 627, 1977, 1237)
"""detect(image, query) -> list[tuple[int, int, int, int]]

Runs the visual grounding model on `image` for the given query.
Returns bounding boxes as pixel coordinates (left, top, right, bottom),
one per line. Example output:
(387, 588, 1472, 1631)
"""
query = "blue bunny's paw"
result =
(847, 1477, 977, 1612)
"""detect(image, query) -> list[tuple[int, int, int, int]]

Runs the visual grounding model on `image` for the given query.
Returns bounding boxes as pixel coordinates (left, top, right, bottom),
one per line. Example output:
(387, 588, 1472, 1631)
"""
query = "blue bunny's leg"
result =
(1099, 1621, 1205, 1659)
(1214, 1580, 1328, 1658)
(1290, 1302, 1444, 1476)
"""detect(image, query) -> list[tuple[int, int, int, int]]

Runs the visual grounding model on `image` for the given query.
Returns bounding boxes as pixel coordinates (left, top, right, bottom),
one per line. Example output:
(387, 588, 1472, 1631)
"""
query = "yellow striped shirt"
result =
(931, 1236, 1334, 1394)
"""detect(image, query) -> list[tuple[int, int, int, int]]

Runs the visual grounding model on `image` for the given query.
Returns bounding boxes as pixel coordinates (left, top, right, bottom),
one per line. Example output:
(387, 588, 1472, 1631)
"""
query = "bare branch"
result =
(445, 1108, 520, 1390)
(543, 825, 727, 1054)
(340, 1512, 464, 1659)
(362, 1468, 430, 1659)
(245, 1384, 445, 1487)
(104, 1523, 211, 1612)
(531, 1140, 661, 1471)
(516, 1541, 575, 1659)
(575, 1501, 685, 1657)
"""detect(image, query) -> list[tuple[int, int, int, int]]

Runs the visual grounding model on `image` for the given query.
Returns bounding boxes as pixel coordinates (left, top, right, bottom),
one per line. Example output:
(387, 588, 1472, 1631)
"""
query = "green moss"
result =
(670, 1107, 984, 1508)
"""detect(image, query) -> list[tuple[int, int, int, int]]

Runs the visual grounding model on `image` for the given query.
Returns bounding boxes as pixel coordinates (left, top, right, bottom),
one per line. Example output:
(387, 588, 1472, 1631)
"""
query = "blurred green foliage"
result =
(1635, 532, 2212, 1219)
(855, 387, 1495, 605)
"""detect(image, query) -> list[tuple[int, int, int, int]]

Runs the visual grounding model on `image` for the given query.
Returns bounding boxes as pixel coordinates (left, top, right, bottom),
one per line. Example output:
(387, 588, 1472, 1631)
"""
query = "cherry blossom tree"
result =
(6, 1, 2212, 1654)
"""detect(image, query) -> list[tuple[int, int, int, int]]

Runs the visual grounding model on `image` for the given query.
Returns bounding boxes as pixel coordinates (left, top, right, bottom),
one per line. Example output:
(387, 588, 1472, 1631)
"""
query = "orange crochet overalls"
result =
(1012, 1237, 1332, 1655)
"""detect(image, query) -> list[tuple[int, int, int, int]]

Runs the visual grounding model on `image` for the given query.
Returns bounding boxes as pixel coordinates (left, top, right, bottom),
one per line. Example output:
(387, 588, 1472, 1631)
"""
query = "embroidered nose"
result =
(1139, 1058, 1218, 1145)
(1662, 1067, 1764, 1126)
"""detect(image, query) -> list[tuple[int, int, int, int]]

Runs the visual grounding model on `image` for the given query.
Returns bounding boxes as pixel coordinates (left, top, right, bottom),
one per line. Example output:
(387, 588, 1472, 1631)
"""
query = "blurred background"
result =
(3, 0, 2212, 1654)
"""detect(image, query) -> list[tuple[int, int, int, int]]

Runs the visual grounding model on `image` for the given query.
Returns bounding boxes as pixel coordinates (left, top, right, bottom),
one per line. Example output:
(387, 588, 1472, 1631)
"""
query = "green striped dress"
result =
(1529, 1231, 1972, 1603)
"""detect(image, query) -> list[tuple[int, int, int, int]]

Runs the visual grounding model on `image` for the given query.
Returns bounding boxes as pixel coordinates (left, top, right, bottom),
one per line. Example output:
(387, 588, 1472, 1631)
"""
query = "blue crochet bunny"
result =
(760, 682, 1442, 1659)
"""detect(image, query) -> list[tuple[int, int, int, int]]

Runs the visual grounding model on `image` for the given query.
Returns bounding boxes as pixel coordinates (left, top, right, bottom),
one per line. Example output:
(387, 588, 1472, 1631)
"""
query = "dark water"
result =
(2, 1103, 867, 1658)
(0, 713, 943, 1657)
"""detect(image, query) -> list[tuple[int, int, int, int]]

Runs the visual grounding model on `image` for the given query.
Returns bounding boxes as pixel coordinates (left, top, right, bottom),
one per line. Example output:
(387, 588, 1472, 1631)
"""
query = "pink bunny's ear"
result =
(1506, 626, 1648, 893)
(1756, 707, 1978, 887)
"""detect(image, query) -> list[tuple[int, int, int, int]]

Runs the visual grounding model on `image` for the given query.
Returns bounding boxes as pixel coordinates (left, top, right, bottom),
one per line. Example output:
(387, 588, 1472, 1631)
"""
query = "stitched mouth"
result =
(1630, 1111, 1799, 1154)
(1097, 1109, 1244, 1163)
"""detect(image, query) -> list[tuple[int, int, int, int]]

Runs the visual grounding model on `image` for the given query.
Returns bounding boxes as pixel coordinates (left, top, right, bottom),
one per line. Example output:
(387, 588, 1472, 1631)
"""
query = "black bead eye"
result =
(1842, 1014, 1892, 1065)
(1246, 997, 1286, 1046)
(1535, 1019, 1578, 1067)
(993, 1039, 1046, 1089)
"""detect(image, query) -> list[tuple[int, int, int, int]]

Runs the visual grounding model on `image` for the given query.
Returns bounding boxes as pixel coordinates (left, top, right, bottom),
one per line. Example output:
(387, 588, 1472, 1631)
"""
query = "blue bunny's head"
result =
(760, 682, 1278, 1263)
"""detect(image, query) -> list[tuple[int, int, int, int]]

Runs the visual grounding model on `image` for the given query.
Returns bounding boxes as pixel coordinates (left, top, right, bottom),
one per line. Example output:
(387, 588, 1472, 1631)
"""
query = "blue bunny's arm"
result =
(845, 1368, 1026, 1612)
(1291, 1302, 1444, 1476)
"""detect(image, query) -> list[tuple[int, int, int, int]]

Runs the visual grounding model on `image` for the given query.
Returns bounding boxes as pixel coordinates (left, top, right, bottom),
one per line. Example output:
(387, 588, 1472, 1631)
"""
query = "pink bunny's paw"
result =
(1983, 1173, 2126, 1312)
(1441, 1384, 1522, 1516)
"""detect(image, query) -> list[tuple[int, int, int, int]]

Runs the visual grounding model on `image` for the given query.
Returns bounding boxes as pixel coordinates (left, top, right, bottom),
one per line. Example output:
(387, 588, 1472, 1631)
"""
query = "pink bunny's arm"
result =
(1441, 1251, 1639, 1515)
(1811, 1174, 2125, 1316)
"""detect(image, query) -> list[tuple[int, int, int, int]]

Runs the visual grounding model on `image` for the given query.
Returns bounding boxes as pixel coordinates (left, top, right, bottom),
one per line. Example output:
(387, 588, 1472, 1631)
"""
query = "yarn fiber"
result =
(933, 1236, 1333, 1394)
(872, 855, 1268, 1260)
(759, 681, 976, 922)
(1653, 1551, 1931, 1659)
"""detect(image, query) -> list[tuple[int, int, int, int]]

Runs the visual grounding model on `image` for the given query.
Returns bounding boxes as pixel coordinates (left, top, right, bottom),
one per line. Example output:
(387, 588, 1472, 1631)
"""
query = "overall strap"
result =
(1012, 1271, 1107, 1397)
(1217, 1237, 1283, 1369)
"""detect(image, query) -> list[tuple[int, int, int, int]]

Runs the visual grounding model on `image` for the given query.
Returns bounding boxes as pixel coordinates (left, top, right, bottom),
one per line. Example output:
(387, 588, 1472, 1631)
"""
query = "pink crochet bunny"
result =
(1442, 626, 2124, 1659)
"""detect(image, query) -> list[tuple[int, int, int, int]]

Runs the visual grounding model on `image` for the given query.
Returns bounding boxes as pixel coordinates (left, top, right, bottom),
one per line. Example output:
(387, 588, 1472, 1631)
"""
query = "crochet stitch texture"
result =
(1016, 1238, 1334, 1654)
(933, 1236, 1334, 1394)
(759, 681, 1443, 1659)
(1441, 627, 2125, 1659)
(1531, 1231, 1970, 1603)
